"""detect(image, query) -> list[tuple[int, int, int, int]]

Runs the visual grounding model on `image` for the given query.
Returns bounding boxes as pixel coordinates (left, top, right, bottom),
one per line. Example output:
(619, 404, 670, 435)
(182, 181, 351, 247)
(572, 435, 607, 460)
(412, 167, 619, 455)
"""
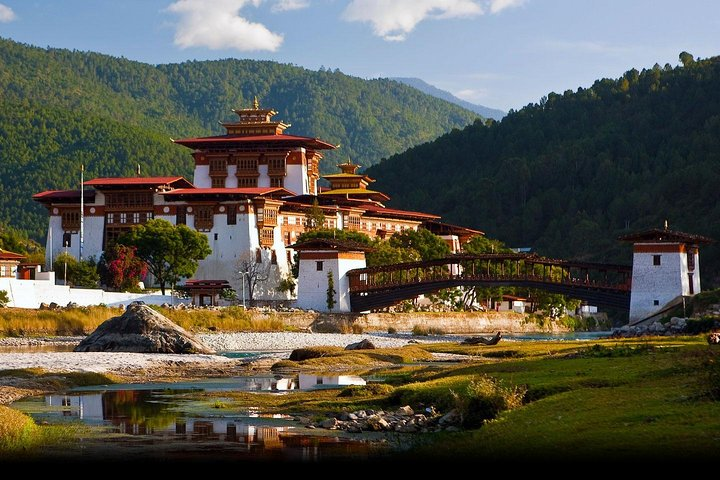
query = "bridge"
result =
(346, 253, 632, 313)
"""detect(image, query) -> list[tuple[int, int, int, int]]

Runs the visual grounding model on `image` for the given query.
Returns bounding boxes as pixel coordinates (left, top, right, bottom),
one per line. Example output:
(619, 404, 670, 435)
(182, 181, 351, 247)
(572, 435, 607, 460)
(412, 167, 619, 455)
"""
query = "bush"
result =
(451, 375, 526, 428)
(351, 323, 364, 334)
(0, 290, 8, 307)
(412, 325, 445, 336)
(338, 383, 394, 397)
(685, 317, 718, 334)
(580, 343, 655, 358)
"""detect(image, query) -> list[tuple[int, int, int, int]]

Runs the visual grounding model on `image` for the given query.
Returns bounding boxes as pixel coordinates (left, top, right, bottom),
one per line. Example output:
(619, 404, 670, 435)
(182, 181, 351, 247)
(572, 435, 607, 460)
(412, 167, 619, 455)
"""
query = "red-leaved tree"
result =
(99, 245, 148, 292)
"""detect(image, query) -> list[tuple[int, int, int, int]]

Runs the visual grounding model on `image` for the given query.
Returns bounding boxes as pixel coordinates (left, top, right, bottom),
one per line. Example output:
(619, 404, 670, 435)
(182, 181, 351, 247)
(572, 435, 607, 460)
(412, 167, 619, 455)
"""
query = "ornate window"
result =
(176, 207, 186, 225)
(270, 177, 284, 188)
(211, 176, 225, 188)
(61, 210, 80, 231)
(260, 227, 274, 247)
(227, 204, 237, 225)
(209, 157, 227, 174)
(237, 177, 258, 188)
(195, 206, 214, 231)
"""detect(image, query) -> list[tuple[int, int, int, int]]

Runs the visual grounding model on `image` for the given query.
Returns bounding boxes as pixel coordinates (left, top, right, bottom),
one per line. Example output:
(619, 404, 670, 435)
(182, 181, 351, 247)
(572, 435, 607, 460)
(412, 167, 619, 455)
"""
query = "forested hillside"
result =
(368, 54, 720, 286)
(0, 38, 477, 240)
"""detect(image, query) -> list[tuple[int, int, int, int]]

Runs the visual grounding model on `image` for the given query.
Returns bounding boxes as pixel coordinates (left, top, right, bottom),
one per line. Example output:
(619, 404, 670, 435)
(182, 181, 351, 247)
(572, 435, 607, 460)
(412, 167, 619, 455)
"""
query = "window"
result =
(237, 177, 258, 188)
(176, 207, 186, 225)
(271, 250, 277, 265)
(237, 157, 258, 173)
(61, 210, 80, 231)
(195, 206, 214, 231)
(63, 232, 72, 248)
(260, 227, 274, 247)
(106, 213, 115, 224)
(209, 157, 227, 174)
(653, 300, 660, 306)
(227, 204, 237, 225)
(688, 273, 695, 295)
(270, 177, 284, 188)
(132, 212, 140, 224)
(687, 251, 696, 271)
(653, 255, 661, 266)
(120, 213, 127, 224)
(255, 248, 262, 263)
(268, 156, 286, 175)
(316, 261, 323, 271)
(0, 265, 6, 277)
(211, 176, 225, 188)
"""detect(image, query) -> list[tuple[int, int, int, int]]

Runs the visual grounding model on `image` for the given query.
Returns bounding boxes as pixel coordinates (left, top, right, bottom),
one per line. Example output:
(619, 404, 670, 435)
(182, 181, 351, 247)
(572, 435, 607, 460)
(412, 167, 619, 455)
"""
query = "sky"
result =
(0, 0, 718, 112)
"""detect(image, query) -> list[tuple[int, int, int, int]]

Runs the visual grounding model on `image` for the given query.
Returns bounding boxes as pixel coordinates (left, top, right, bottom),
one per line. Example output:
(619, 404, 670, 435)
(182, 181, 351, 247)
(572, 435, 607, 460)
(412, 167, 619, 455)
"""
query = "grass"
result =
(0, 406, 38, 454)
(277, 345, 434, 371)
(0, 305, 288, 337)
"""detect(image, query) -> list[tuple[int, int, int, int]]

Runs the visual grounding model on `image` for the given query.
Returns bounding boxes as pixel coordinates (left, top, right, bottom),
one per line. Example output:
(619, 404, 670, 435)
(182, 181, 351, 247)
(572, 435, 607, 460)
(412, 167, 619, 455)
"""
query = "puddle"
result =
(11, 375, 388, 461)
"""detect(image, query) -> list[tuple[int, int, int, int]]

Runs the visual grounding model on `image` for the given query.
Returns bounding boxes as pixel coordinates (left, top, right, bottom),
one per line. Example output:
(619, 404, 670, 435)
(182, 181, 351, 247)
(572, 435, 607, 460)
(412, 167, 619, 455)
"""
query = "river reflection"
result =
(17, 375, 384, 461)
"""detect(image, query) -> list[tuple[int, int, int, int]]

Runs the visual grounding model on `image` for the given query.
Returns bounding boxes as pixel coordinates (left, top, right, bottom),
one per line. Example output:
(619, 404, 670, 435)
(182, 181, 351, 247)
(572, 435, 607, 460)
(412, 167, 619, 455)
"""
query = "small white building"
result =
(621, 226, 713, 322)
(293, 238, 370, 312)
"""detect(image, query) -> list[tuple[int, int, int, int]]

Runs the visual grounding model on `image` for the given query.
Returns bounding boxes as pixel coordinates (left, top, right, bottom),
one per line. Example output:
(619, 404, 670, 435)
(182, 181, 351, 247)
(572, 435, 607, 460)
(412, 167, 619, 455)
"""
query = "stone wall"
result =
(249, 310, 571, 334)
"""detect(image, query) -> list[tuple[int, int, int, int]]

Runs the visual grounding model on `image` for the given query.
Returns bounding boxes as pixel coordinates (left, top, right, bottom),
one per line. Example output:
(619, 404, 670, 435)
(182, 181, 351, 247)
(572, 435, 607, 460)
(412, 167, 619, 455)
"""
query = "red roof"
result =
(32, 189, 96, 202)
(361, 205, 440, 220)
(173, 134, 337, 150)
(160, 187, 293, 197)
(0, 249, 25, 261)
(84, 176, 193, 188)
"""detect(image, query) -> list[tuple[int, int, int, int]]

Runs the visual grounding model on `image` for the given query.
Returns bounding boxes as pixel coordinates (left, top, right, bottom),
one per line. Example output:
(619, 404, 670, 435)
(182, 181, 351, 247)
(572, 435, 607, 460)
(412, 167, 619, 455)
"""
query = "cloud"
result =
(342, 0, 524, 41)
(271, 0, 310, 12)
(167, 0, 283, 52)
(0, 3, 16, 23)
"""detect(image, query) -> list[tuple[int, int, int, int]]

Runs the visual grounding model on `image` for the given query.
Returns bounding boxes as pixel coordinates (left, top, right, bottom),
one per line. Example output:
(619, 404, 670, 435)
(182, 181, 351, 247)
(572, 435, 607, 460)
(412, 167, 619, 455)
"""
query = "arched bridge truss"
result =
(347, 253, 632, 313)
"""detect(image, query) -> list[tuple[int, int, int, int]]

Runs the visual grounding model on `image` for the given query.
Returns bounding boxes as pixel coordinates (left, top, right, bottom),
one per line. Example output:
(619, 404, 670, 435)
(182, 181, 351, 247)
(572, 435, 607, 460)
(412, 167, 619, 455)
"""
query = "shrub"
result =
(338, 383, 394, 397)
(351, 323, 364, 334)
(412, 325, 445, 336)
(0, 290, 9, 307)
(451, 375, 526, 428)
(685, 317, 718, 334)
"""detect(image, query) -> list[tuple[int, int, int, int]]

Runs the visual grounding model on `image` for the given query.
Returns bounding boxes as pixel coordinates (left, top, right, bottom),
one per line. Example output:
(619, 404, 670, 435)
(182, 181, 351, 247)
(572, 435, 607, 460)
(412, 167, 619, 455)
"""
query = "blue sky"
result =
(0, 0, 718, 111)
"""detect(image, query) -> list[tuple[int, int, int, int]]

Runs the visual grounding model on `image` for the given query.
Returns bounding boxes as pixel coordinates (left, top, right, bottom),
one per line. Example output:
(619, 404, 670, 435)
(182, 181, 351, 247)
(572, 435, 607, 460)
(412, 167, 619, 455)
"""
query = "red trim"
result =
(84, 176, 193, 187)
(0, 249, 25, 260)
(161, 187, 293, 197)
(173, 134, 336, 150)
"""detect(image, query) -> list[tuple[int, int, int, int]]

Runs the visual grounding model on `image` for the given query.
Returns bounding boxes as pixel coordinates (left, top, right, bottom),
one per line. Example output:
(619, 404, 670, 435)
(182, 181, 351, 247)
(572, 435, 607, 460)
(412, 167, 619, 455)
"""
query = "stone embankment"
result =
(295, 405, 463, 434)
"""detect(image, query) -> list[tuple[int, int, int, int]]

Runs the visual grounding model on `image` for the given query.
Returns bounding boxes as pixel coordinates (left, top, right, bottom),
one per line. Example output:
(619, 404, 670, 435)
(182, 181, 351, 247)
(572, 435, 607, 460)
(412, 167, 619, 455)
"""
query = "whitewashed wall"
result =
(296, 254, 366, 312)
(629, 246, 692, 321)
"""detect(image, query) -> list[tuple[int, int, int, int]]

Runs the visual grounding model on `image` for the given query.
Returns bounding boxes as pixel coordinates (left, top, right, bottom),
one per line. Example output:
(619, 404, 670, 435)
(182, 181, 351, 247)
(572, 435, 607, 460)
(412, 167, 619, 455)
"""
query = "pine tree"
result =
(326, 270, 336, 311)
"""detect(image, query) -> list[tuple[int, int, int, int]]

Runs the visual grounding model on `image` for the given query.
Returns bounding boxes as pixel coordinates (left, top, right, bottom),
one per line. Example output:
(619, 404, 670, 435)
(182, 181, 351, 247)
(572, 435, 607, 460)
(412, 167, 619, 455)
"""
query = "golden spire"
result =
(337, 159, 359, 174)
(253, 96, 259, 109)
(664, 219, 669, 230)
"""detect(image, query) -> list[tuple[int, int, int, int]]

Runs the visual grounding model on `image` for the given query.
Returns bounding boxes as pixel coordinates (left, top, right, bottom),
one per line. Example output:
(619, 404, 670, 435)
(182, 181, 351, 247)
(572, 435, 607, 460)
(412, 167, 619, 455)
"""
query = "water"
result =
(11, 375, 387, 461)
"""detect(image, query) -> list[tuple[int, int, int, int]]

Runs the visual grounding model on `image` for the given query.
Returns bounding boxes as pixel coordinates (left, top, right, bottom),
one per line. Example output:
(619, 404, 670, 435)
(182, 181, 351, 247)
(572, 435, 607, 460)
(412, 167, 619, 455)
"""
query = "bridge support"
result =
(292, 239, 370, 313)
(620, 227, 713, 323)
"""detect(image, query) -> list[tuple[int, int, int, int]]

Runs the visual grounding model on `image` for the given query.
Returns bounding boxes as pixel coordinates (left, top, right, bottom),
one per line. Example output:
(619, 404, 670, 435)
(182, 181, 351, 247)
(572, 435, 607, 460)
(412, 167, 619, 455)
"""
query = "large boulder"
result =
(345, 339, 376, 350)
(74, 304, 214, 354)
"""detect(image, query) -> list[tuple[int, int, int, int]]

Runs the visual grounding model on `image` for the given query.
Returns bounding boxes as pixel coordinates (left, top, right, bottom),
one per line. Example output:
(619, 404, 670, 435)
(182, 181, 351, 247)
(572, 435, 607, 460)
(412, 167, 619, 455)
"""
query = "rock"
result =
(48, 302, 60, 310)
(74, 304, 214, 354)
(39, 302, 49, 310)
(339, 411, 350, 421)
(345, 338, 376, 350)
(356, 410, 367, 419)
(346, 424, 362, 433)
(708, 333, 720, 345)
(396, 405, 414, 416)
(445, 426, 461, 432)
(347, 413, 358, 421)
(321, 418, 338, 429)
(307, 425, 316, 429)
(366, 415, 390, 431)
(439, 409, 460, 426)
(66, 302, 79, 309)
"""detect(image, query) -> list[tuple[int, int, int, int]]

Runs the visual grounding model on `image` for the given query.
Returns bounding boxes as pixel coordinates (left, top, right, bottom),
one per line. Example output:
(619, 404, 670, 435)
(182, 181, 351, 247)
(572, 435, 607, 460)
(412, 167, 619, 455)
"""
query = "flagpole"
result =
(80, 163, 84, 260)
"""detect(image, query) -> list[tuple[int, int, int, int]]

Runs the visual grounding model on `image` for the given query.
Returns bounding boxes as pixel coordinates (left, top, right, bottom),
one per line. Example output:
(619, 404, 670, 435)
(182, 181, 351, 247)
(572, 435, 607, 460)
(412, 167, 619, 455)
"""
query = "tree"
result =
(235, 249, 270, 306)
(54, 252, 100, 288)
(388, 228, 451, 261)
(366, 240, 419, 266)
(0, 290, 9, 307)
(326, 270, 336, 311)
(98, 244, 148, 291)
(118, 219, 211, 295)
(304, 198, 326, 230)
(679, 51, 695, 67)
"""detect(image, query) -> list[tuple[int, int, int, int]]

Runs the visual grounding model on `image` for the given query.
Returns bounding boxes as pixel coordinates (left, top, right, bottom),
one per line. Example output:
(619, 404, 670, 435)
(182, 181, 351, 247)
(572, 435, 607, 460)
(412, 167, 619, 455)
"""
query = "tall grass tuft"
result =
(451, 375, 526, 428)
(411, 325, 445, 336)
(0, 406, 39, 454)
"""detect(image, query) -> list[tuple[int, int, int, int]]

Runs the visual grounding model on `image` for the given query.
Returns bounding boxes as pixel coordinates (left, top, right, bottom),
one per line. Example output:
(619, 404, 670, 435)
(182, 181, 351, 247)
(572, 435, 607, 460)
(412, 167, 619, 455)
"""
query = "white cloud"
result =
(488, 0, 525, 14)
(271, 0, 310, 12)
(167, 0, 283, 52)
(342, 0, 524, 41)
(0, 3, 16, 23)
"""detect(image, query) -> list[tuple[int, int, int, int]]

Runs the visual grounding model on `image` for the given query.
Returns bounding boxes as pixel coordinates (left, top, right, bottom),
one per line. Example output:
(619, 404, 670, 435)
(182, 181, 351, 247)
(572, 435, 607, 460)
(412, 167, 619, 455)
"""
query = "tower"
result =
(620, 225, 713, 322)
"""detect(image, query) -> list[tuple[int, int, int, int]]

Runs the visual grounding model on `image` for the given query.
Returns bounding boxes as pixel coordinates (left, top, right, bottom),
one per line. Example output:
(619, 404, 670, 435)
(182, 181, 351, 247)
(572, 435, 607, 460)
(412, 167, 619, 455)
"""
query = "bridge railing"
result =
(347, 254, 632, 294)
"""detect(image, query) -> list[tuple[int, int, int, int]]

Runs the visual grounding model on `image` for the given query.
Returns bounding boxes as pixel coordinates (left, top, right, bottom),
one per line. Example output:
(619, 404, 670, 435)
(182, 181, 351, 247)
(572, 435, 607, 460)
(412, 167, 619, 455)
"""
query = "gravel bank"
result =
(0, 351, 235, 373)
(0, 336, 83, 347)
(198, 332, 458, 352)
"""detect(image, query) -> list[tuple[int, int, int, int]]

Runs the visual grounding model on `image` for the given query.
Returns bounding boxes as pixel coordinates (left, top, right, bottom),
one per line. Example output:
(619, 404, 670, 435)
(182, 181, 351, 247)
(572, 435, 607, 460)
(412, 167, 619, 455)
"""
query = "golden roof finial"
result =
(253, 96, 259, 109)
(664, 219, 669, 230)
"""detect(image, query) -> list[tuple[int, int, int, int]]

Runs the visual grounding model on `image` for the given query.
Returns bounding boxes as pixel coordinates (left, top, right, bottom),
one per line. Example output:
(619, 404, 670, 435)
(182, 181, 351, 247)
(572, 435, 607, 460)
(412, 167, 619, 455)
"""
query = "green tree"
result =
(366, 240, 419, 266)
(388, 229, 451, 261)
(118, 219, 211, 295)
(0, 290, 9, 307)
(54, 252, 99, 288)
(326, 270, 336, 311)
(304, 199, 326, 230)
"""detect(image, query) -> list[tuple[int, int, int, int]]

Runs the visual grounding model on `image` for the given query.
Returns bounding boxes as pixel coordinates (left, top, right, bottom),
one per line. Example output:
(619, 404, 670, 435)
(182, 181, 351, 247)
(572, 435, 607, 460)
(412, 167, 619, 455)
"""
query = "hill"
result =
(0, 38, 478, 241)
(392, 77, 505, 120)
(369, 54, 720, 286)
